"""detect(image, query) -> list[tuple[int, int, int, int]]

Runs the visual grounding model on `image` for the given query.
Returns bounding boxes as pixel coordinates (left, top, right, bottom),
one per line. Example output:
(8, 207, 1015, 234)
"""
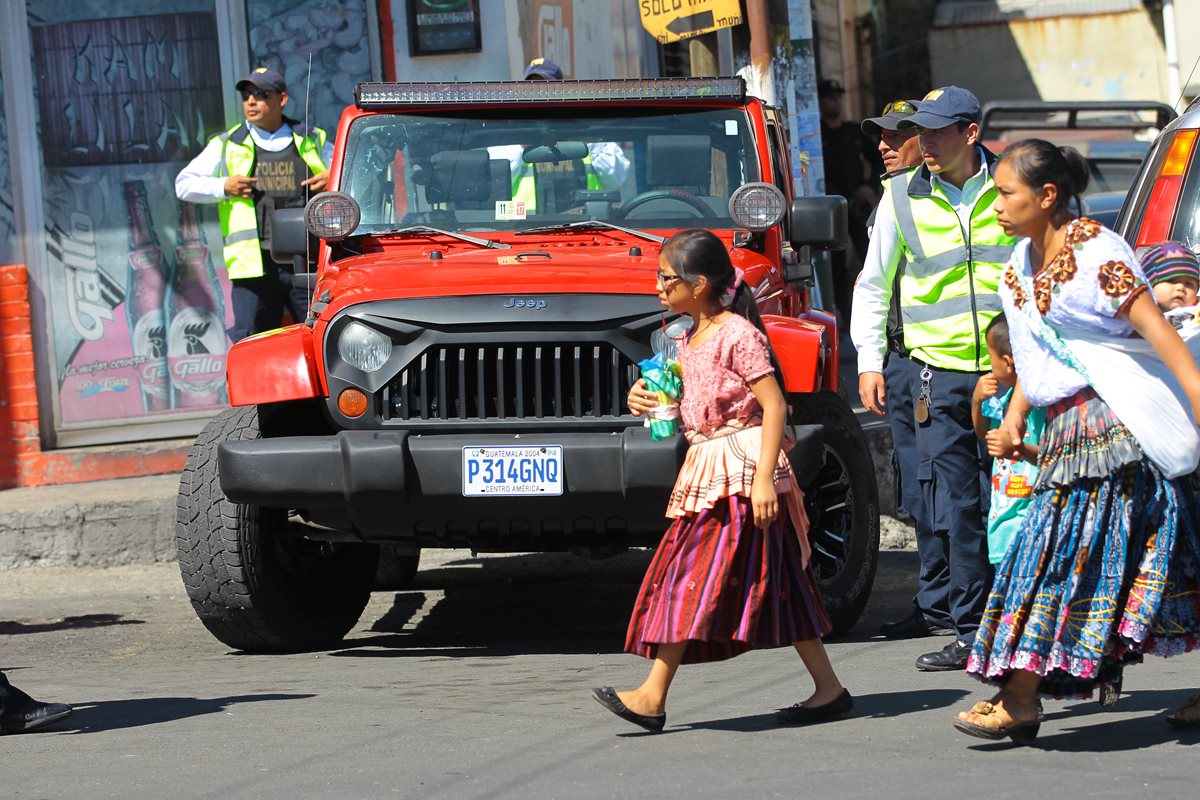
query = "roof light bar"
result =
(355, 78, 746, 108)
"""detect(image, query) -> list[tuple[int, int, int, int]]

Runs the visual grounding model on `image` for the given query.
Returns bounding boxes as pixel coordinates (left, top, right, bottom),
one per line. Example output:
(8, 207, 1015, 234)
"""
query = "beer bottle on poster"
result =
(168, 202, 228, 408)
(123, 180, 169, 412)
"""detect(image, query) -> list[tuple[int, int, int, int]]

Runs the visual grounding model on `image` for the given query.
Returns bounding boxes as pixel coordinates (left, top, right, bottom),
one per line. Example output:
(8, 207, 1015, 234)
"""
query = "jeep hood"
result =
(318, 245, 666, 303)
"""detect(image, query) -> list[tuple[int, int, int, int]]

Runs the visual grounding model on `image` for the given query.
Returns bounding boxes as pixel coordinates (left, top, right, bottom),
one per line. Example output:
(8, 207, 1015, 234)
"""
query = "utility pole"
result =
(744, 0, 775, 104)
(1163, 0, 1183, 111)
(689, 32, 719, 77)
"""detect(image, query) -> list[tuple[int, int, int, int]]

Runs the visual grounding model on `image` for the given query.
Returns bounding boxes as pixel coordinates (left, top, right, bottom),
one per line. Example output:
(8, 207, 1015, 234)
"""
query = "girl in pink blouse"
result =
(590, 230, 850, 733)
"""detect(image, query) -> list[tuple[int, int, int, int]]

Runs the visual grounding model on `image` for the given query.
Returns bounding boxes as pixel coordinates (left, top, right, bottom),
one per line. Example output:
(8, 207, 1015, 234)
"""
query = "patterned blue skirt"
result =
(966, 389, 1200, 698)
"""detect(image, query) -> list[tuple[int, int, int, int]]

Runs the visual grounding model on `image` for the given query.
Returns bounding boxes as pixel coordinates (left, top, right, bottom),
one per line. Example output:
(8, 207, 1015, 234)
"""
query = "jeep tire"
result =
(177, 405, 379, 652)
(791, 390, 880, 636)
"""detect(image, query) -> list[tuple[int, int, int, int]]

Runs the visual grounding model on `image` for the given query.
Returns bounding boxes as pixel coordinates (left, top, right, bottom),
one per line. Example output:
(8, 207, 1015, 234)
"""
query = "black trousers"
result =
(0, 670, 33, 716)
(889, 357, 993, 639)
(228, 251, 313, 342)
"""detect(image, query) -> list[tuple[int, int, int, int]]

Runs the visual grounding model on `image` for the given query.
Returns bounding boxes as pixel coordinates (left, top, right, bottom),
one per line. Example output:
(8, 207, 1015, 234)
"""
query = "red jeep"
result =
(176, 77, 879, 652)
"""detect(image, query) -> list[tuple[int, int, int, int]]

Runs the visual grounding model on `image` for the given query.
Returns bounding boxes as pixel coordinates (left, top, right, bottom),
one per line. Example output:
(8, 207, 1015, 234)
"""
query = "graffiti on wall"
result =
(248, 0, 374, 133)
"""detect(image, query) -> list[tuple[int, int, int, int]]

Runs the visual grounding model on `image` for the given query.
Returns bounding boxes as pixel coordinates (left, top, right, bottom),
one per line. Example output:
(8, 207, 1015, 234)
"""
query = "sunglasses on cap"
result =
(240, 88, 276, 101)
(882, 100, 917, 116)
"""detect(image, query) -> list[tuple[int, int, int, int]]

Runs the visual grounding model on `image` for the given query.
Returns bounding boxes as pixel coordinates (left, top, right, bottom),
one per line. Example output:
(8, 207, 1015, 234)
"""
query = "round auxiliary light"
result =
(728, 182, 787, 231)
(338, 321, 392, 372)
(306, 191, 361, 241)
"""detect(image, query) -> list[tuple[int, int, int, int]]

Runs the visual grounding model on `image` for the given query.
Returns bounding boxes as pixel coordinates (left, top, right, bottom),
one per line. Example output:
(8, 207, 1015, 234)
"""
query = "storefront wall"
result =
(1, 0, 656, 453)
(1, 0, 382, 448)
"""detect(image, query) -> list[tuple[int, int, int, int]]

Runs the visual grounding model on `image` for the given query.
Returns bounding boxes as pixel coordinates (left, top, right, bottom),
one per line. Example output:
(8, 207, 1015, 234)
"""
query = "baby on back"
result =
(1139, 241, 1200, 329)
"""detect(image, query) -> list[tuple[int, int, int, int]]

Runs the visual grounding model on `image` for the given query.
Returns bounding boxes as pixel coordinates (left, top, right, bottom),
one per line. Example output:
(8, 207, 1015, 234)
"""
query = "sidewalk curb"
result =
(0, 474, 178, 568)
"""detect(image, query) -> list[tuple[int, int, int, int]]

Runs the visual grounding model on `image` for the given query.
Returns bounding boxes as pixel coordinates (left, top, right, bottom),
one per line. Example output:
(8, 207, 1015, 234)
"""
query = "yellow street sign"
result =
(637, 0, 744, 45)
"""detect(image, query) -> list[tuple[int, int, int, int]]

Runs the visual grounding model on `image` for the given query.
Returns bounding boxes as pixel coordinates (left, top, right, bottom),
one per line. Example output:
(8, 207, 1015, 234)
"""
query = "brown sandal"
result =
(1166, 693, 1200, 728)
(953, 701, 1043, 745)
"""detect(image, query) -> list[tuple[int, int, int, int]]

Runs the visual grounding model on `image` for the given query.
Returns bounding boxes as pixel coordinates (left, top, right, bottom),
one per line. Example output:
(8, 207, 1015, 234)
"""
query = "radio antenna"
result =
(304, 52, 314, 312)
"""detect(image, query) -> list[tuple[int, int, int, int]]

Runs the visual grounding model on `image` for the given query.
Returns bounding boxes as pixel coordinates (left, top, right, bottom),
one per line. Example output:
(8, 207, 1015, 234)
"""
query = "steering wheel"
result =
(617, 189, 715, 220)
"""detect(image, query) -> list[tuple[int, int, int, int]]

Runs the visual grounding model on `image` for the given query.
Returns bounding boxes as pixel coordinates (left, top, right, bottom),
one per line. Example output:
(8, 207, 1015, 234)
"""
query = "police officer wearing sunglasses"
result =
(175, 67, 334, 341)
(850, 87, 1016, 671)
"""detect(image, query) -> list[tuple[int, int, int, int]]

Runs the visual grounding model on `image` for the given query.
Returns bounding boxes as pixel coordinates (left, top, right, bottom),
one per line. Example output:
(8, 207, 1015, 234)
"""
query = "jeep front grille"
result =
(385, 343, 640, 421)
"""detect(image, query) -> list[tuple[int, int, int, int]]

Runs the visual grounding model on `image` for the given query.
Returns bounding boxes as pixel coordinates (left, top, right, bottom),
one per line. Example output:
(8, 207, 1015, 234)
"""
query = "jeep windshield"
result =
(338, 106, 761, 235)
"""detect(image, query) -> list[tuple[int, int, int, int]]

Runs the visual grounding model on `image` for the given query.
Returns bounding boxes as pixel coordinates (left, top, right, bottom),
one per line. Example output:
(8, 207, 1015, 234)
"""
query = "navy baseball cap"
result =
(818, 78, 846, 97)
(898, 86, 981, 129)
(236, 67, 286, 94)
(523, 57, 563, 80)
(861, 99, 922, 134)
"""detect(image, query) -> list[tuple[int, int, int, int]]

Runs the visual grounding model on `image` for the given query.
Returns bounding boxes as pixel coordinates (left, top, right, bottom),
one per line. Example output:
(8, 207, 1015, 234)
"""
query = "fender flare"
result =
(226, 325, 321, 406)
(762, 315, 827, 394)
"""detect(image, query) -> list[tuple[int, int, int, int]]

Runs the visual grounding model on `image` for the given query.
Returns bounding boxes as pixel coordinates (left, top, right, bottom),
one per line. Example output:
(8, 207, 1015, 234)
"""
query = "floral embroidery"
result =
(1005, 266, 1027, 308)
(1034, 272, 1054, 314)
(1066, 216, 1102, 246)
(1021, 218, 1100, 314)
(1047, 248, 1078, 284)
(1099, 260, 1140, 300)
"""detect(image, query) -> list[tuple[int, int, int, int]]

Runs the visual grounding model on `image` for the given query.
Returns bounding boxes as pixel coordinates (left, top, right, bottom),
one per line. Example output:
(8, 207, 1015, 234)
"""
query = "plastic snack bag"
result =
(638, 352, 683, 440)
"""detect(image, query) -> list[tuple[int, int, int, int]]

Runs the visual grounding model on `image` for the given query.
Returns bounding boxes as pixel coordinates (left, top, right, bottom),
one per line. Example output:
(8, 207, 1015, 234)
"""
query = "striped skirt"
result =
(624, 424, 832, 665)
(966, 389, 1200, 697)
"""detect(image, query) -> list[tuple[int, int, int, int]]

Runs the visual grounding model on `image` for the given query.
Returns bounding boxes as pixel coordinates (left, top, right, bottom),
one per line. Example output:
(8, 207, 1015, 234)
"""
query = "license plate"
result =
(461, 445, 563, 497)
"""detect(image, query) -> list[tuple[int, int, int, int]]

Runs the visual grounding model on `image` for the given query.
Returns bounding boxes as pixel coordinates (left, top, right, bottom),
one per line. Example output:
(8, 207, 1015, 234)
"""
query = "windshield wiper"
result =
(516, 220, 666, 244)
(366, 225, 509, 249)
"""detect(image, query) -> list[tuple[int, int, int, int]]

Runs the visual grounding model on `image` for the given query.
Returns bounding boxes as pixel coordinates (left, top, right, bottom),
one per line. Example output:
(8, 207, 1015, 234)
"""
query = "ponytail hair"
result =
(998, 139, 1090, 223)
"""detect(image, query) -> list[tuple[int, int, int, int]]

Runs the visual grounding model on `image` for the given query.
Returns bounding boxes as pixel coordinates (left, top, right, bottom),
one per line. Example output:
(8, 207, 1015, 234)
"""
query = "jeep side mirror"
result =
(269, 207, 318, 269)
(789, 196, 848, 251)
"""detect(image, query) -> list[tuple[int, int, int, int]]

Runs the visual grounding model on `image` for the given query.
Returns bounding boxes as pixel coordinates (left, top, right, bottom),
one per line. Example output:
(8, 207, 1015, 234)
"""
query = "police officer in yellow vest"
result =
(175, 67, 333, 341)
(487, 58, 629, 213)
(850, 87, 1016, 671)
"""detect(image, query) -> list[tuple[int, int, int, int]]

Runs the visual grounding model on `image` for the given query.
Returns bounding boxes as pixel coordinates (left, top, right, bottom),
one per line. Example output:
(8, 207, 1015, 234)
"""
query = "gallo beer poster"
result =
(32, 13, 233, 425)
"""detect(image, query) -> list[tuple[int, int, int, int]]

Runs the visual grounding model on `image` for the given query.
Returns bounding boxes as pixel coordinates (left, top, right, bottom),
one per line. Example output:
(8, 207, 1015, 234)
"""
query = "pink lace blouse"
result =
(677, 314, 775, 435)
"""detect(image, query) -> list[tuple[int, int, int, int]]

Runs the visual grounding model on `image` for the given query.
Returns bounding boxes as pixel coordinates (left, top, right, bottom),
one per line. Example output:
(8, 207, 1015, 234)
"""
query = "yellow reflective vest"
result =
(511, 153, 602, 211)
(214, 120, 328, 280)
(887, 157, 1015, 372)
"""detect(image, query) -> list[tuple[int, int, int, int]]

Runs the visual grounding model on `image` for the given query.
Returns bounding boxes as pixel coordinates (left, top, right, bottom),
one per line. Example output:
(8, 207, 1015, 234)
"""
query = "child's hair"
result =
(998, 139, 1090, 223)
(661, 229, 768, 336)
(984, 313, 1011, 357)
(661, 229, 782, 374)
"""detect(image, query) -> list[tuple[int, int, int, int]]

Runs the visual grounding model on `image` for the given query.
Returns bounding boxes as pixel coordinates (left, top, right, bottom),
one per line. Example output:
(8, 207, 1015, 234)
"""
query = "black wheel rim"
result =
(805, 444, 853, 584)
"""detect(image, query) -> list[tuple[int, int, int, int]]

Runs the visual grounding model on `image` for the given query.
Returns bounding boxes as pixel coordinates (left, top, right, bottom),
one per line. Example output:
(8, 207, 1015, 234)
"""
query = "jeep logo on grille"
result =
(504, 298, 549, 309)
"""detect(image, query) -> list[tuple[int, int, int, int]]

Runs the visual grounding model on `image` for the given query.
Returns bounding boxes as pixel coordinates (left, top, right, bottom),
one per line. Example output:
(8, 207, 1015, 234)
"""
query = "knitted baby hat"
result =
(1139, 241, 1200, 285)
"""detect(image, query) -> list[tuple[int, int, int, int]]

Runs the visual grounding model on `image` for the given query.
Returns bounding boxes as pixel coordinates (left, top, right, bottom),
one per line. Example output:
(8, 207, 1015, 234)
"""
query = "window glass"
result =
(341, 106, 760, 232)
(0, 73, 13, 265)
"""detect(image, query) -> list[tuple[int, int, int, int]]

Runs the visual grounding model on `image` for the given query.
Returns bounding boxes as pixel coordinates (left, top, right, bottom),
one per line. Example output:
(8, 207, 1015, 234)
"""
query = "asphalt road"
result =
(2, 549, 1196, 799)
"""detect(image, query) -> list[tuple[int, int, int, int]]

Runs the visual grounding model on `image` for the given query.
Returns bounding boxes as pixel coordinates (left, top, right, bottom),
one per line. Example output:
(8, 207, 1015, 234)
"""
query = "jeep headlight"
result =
(338, 321, 392, 372)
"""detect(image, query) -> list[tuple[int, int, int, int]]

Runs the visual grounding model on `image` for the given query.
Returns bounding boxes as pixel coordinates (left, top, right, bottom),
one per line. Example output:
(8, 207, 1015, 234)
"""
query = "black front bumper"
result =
(218, 426, 689, 545)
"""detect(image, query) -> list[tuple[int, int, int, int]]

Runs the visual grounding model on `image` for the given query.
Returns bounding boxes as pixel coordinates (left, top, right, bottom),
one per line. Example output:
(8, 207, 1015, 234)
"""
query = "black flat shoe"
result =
(0, 700, 73, 734)
(776, 688, 853, 726)
(591, 687, 665, 733)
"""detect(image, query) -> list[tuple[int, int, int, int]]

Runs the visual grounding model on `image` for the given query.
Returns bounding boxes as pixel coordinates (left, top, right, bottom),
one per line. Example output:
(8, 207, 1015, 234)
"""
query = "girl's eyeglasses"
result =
(656, 271, 686, 287)
(882, 100, 917, 116)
